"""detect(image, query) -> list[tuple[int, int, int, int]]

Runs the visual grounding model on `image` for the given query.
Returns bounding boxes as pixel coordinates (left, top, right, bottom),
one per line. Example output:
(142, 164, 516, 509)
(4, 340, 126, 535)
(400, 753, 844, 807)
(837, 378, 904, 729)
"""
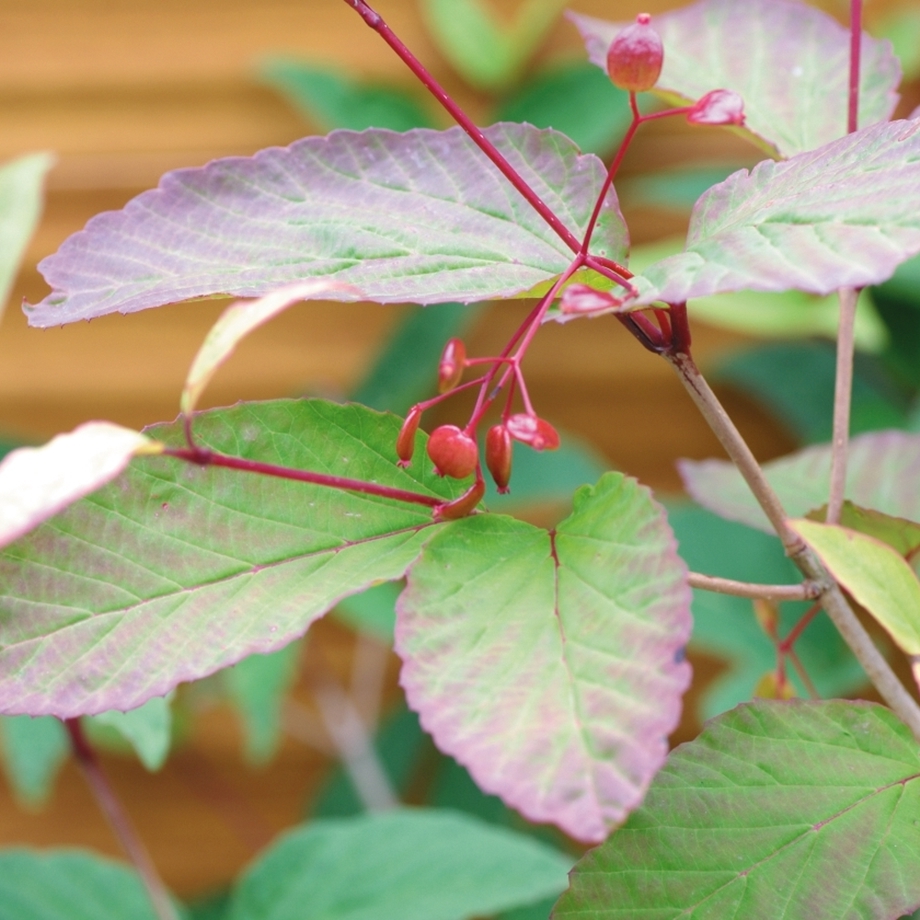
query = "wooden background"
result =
(0, 0, 911, 901)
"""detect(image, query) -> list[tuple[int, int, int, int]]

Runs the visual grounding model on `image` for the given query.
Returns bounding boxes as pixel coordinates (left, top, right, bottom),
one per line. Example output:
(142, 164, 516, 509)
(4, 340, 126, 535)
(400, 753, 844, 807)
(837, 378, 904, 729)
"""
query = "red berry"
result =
(686, 89, 745, 126)
(426, 424, 478, 479)
(435, 478, 485, 521)
(606, 13, 663, 93)
(505, 414, 560, 451)
(437, 337, 467, 393)
(395, 405, 422, 467)
(485, 425, 513, 493)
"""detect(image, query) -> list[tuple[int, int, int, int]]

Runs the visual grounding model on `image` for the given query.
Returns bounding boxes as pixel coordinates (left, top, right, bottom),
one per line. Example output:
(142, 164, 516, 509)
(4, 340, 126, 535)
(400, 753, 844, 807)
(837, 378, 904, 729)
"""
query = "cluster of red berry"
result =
(394, 337, 560, 509)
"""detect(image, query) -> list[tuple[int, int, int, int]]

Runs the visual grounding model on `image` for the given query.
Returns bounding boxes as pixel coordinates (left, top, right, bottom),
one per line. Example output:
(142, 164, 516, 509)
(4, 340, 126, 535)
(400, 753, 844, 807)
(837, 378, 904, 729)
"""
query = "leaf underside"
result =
(396, 473, 691, 843)
(0, 399, 462, 717)
(630, 119, 920, 305)
(26, 125, 627, 326)
(570, 0, 900, 160)
(554, 700, 920, 920)
(680, 430, 920, 532)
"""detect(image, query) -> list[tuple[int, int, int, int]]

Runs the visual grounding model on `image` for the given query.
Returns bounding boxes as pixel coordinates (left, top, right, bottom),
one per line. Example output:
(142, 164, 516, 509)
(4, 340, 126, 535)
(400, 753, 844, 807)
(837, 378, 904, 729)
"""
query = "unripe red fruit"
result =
(435, 478, 486, 521)
(396, 405, 422, 467)
(426, 424, 478, 479)
(437, 337, 466, 393)
(485, 425, 513, 493)
(505, 413, 560, 451)
(606, 13, 663, 93)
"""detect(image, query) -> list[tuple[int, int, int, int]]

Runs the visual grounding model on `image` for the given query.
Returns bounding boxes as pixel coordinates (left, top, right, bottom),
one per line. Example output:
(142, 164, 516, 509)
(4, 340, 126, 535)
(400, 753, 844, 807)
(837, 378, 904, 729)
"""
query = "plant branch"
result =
(687, 572, 820, 601)
(667, 352, 920, 741)
(65, 719, 179, 920)
(342, 0, 606, 265)
(164, 447, 439, 508)
(827, 286, 859, 524)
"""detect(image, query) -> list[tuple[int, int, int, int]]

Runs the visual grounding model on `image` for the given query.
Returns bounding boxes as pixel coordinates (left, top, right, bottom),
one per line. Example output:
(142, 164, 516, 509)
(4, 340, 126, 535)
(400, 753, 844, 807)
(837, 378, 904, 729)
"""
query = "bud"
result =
(396, 405, 422, 467)
(753, 598, 779, 639)
(686, 89, 745, 126)
(437, 337, 467, 393)
(606, 13, 663, 93)
(426, 424, 478, 479)
(434, 478, 486, 521)
(559, 284, 624, 317)
(505, 413, 560, 451)
(485, 425, 513, 493)
(753, 671, 796, 700)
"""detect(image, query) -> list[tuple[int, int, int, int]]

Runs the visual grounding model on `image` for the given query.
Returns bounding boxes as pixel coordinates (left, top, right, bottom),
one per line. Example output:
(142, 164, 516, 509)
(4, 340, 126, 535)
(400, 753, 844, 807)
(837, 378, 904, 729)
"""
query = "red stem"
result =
(163, 448, 439, 507)
(343, 0, 596, 261)
(848, 0, 862, 134)
(779, 601, 823, 654)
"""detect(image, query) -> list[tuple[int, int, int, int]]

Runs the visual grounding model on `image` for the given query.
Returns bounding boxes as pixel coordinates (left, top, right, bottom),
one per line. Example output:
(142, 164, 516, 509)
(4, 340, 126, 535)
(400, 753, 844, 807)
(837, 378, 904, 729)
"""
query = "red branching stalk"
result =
(163, 447, 440, 508)
(65, 719, 179, 920)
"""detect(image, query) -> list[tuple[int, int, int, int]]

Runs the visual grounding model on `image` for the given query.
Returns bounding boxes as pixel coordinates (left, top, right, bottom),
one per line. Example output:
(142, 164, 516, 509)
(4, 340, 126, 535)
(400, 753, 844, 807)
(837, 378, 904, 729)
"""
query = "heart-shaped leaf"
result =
(628, 119, 920, 306)
(570, 0, 900, 159)
(679, 430, 920, 533)
(0, 422, 161, 550)
(26, 125, 627, 327)
(226, 808, 572, 920)
(397, 473, 691, 842)
(790, 518, 920, 656)
(555, 700, 920, 920)
(0, 399, 462, 718)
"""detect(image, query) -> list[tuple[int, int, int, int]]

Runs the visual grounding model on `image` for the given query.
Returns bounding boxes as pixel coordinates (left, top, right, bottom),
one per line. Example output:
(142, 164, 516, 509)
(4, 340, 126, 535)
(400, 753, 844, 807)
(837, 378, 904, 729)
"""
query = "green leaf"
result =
(555, 700, 920, 920)
(352, 302, 483, 416)
(27, 125, 627, 326)
(226, 808, 572, 920)
(627, 120, 920, 307)
(715, 341, 907, 444)
(0, 716, 68, 807)
(494, 62, 631, 158)
(668, 503, 865, 718)
(0, 849, 165, 920)
(421, 0, 566, 93)
(626, 238, 888, 349)
(790, 518, 920, 656)
(0, 153, 53, 324)
(807, 501, 920, 561)
(86, 695, 173, 771)
(0, 399, 462, 718)
(397, 473, 691, 842)
(680, 430, 920, 533)
(259, 60, 435, 131)
(223, 643, 301, 764)
(570, 0, 900, 159)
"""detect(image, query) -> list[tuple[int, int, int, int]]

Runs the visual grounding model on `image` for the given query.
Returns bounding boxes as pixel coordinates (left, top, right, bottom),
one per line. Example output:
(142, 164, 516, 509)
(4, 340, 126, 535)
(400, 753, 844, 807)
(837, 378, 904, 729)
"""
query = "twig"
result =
(848, 0, 863, 135)
(667, 352, 803, 552)
(687, 571, 820, 601)
(65, 719, 180, 920)
(787, 648, 821, 700)
(667, 352, 920, 741)
(309, 653, 398, 811)
(827, 287, 858, 524)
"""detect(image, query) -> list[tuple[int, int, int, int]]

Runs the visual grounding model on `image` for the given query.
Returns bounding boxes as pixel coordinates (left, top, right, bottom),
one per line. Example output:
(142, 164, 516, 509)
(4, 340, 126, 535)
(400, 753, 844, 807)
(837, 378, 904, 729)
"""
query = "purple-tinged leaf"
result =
(181, 280, 357, 415)
(396, 473, 691, 843)
(570, 0, 900, 159)
(25, 125, 627, 327)
(0, 422, 161, 551)
(555, 700, 920, 920)
(626, 119, 920, 306)
(0, 399, 463, 718)
(679, 430, 920, 533)
(790, 518, 920, 657)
